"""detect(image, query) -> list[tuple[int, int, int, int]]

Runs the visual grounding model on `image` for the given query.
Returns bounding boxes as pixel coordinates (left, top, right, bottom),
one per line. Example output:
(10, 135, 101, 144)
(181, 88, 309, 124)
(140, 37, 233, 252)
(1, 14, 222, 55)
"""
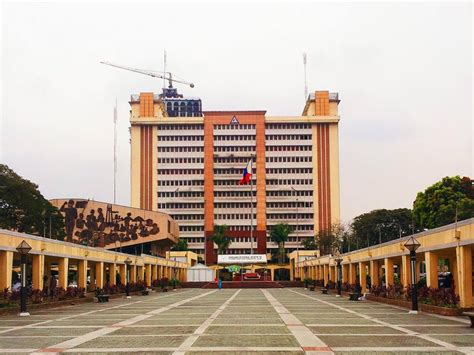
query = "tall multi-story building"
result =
(130, 90, 340, 264)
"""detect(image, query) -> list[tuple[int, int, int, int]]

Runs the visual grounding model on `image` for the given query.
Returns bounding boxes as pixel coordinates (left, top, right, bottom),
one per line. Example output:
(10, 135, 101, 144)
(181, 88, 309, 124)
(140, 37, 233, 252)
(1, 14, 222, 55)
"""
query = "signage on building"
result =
(217, 254, 267, 264)
(230, 116, 239, 125)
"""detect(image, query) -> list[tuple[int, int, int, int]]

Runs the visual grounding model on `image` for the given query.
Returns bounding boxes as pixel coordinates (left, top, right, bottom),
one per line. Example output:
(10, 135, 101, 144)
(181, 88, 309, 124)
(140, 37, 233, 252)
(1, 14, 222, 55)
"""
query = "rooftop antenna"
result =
(303, 53, 308, 100)
(113, 99, 117, 204)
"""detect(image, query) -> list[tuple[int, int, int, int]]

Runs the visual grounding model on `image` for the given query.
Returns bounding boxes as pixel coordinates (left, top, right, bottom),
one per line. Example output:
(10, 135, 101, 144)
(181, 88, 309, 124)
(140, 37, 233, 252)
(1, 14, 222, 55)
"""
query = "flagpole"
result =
(250, 157, 254, 255)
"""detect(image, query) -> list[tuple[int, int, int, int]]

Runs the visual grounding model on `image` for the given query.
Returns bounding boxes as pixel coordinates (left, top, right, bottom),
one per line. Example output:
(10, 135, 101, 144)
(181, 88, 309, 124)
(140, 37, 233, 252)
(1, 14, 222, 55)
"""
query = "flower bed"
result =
(1, 286, 86, 308)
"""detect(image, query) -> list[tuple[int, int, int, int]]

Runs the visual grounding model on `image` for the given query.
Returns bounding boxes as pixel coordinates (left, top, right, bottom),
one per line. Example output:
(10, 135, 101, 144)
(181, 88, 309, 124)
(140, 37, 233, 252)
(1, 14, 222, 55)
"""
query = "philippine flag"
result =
(239, 160, 252, 185)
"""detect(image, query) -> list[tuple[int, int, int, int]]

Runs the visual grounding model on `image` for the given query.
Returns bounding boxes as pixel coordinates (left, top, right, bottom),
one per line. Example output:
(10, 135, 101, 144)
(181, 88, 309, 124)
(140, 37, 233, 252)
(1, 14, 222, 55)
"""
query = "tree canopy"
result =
(347, 208, 415, 251)
(413, 176, 474, 229)
(171, 238, 188, 251)
(0, 164, 65, 239)
(211, 224, 232, 254)
(316, 222, 349, 255)
(270, 223, 290, 264)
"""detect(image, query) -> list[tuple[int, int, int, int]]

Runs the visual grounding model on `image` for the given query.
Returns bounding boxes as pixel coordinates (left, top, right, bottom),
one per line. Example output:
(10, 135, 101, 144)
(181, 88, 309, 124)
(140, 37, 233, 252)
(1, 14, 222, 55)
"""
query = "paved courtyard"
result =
(0, 288, 473, 354)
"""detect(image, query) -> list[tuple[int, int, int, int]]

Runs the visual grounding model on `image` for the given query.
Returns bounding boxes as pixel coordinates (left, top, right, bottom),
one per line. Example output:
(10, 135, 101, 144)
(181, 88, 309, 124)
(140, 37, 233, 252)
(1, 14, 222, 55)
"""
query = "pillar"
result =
(401, 255, 411, 287)
(152, 265, 158, 282)
(359, 262, 367, 291)
(424, 251, 438, 288)
(32, 254, 45, 290)
(0, 251, 13, 290)
(130, 265, 137, 283)
(270, 268, 275, 281)
(323, 264, 328, 286)
(328, 265, 334, 284)
(95, 262, 104, 288)
(384, 258, 394, 286)
(348, 263, 356, 284)
(449, 255, 459, 293)
(119, 264, 126, 285)
(289, 263, 294, 281)
(139, 266, 145, 281)
(145, 264, 152, 286)
(456, 245, 472, 308)
(109, 263, 117, 286)
(370, 260, 379, 286)
(341, 264, 348, 283)
(58, 257, 69, 289)
(78, 259, 88, 289)
(89, 263, 96, 290)
(415, 260, 421, 282)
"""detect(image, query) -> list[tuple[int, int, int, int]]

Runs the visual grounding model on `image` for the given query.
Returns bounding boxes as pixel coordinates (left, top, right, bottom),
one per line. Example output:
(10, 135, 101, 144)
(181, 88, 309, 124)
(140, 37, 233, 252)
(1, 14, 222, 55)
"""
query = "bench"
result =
(349, 292, 360, 301)
(463, 312, 474, 327)
(96, 294, 110, 303)
(321, 288, 328, 294)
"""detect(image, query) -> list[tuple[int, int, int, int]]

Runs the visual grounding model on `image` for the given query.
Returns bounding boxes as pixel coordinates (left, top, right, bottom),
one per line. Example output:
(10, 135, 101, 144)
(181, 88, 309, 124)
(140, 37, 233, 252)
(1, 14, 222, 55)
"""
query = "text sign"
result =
(218, 254, 267, 264)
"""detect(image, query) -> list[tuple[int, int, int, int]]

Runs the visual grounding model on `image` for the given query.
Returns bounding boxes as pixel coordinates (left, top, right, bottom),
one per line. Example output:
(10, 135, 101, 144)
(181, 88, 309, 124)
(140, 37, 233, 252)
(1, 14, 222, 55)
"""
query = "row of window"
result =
(266, 156, 312, 163)
(158, 180, 204, 186)
(179, 226, 204, 232)
(214, 180, 254, 186)
(158, 124, 203, 130)
(215, 213, 256, 220)
(267, 202, 313, 208)
(158, 135, 204, 141)
(159, 203, 204, 209)
(214, 157, 251, 164)
(158, 157, 204, 164)
(214, 135, 255, 141)
(158, 191, 204, 198)
(214, 124, 255, 130)
(267, 190, 313, 197)
(214, 191, 256, 197)
(266, 168, 313, 174)
(267, 213, 313, 220)
(214, 146, 255, 152)
(157, 146, 204, 152)
(266, 123, 311, 129)
(173, 214, 204, 221)
(214, 168, 246, 175)
(266, 146, 312, 151)
(158, 169, 204, 175)
(265, 134, 311, 141)
(178, 224, 314, 235)
(214, 202, 256, 209)
(266, 179, 313, 185)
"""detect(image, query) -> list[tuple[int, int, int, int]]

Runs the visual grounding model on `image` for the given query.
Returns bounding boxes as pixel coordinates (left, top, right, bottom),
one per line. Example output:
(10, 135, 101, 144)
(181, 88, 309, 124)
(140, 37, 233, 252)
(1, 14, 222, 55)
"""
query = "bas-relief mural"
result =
(58, 199, 160, 247)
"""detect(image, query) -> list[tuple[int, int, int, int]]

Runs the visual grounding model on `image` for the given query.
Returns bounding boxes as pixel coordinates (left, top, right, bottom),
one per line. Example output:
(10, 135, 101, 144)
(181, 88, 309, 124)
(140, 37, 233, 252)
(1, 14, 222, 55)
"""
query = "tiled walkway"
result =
(0, 288, 472, 354)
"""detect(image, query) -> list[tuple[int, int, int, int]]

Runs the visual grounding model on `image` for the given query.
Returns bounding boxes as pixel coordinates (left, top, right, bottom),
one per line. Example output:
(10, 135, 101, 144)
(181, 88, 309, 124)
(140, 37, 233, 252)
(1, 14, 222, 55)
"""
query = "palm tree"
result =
(212, 224, 232, 255)
(270, 223, 290, 265)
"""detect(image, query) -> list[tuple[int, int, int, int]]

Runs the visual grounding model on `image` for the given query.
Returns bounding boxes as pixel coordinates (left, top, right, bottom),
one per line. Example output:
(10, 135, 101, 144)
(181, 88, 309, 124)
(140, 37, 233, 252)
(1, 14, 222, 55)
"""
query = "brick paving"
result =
(0, 288, 473, 354)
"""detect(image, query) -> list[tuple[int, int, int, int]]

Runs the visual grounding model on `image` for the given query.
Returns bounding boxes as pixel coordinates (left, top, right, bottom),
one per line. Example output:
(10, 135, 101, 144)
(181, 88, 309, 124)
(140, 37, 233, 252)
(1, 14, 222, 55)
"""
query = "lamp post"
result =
(16, 240, 32, 316)
(334, 250, 343, 297)
(404, 236, 421, 314)
(124, 257, 132, 299)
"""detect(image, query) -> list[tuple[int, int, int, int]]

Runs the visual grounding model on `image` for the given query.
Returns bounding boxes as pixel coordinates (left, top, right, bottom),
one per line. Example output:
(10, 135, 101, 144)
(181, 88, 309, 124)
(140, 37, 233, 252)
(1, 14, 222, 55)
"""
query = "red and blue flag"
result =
(239, 160, 252, 185)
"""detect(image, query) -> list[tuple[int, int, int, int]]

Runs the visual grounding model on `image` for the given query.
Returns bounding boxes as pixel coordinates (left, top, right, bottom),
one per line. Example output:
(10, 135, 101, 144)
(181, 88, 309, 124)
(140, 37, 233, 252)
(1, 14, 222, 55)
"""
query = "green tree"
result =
(350, 208, 415, 250)
(171, 238, 188, 251)
(270, 223, 290, 264)
(302, 237, 317, 250)
(0, 164, 65, 239)
(316, 223, 349, 255)
(211, 224, 232, 254)
(413, 176, 474, 229)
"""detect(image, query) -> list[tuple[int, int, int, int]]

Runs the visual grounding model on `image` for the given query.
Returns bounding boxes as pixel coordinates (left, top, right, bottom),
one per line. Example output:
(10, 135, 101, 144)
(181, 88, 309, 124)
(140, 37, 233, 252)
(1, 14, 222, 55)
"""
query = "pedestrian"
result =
(218, 278, 222, 290)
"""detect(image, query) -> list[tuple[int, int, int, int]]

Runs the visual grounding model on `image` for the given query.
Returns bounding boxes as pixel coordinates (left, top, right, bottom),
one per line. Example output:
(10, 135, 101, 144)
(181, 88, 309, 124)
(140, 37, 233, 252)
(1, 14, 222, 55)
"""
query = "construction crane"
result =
(100, 61, 195, 89)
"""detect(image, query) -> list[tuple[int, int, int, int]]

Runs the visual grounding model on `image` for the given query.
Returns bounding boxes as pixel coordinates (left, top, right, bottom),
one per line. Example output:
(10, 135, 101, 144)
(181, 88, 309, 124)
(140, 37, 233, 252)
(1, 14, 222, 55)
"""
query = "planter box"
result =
(366, 294, 462, 316)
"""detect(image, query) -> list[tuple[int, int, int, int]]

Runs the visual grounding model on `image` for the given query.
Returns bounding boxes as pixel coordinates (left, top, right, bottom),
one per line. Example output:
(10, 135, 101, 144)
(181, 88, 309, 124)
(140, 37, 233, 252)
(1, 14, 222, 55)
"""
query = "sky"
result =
(1, 1, 472, 222)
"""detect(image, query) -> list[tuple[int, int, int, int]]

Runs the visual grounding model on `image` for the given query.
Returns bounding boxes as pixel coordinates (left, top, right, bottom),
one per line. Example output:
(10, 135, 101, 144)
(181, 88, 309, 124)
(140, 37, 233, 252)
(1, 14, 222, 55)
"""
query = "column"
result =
(95, 262, 104, 289)
(359, 262, 367, 291)
(415, 260, 421, 282)
(0, 251, 13, 289)
(119, 264, 126, 285)
(109, 263, 117, 286)
(328, 265, 334, 284)
(341, 264, 348, 283)
(289, 263, 294, 281)
(370, 260, 379, 286)
(449, 255, 459, 293)
(384, 258, 394, 286)
(456, 245, 472, 308)
(58, 257, 69, 289)
(152, 265, 158, 282)
(401, 255, 411, 287)
(78, 259, 88, 289)
(130, 265, 137, 283)
(348, 263, 356, 284)
(146, 264, 152, 287)
(424, 251, 438, 288)
(139, 266, 145, 281)
(32, 254, 45, 290)
(323, 264, 328, 286)
(270, 268, 275, 281)
(89, 263, 96, 290)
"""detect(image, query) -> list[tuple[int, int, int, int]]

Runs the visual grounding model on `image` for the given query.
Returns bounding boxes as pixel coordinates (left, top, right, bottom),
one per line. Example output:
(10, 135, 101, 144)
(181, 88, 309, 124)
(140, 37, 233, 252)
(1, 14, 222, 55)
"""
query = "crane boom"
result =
(100, 61, 194, 88)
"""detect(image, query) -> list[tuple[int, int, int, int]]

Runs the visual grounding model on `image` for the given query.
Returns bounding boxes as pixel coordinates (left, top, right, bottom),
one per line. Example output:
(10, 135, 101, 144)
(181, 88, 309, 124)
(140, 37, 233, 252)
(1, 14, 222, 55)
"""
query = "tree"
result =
(350, 208, 415, 250)
(316, 223, 350, 255)
(270, 223, 290, 264)
(211, 224, 232, 254)
(302, 237, 317, 250)
(171, 238, 188, 251)
(413, 176, 474, 229)
(0, 164, 65, 239)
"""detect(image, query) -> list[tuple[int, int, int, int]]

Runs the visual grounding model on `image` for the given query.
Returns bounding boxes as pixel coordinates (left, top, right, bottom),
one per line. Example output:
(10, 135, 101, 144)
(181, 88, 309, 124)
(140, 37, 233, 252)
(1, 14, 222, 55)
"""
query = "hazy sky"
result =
(1, 2, 472, 222)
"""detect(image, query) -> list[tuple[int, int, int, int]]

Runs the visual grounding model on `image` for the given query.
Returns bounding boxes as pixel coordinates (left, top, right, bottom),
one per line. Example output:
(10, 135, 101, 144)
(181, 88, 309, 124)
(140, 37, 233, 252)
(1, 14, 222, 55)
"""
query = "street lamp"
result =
(404, 236, 421, 314)
(334, 250, 343, 297)
(124, 257, 132, 299)
(16, 240, 32, 317)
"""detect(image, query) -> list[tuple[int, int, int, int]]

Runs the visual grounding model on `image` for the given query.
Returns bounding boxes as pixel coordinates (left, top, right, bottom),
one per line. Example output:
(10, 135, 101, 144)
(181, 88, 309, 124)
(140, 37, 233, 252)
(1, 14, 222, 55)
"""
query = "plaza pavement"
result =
(0, 288, 473, 354)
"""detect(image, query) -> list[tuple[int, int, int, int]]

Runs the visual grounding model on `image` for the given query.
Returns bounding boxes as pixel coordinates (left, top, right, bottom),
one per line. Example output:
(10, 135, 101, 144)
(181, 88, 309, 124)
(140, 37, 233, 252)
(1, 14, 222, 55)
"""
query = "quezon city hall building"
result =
(130, 88, 340, 264)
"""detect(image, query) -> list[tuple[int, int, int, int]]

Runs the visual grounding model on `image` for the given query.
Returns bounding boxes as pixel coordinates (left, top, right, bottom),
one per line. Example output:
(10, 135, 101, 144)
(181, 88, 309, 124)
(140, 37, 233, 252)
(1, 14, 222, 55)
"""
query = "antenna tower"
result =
(303, 53, 308, 100)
